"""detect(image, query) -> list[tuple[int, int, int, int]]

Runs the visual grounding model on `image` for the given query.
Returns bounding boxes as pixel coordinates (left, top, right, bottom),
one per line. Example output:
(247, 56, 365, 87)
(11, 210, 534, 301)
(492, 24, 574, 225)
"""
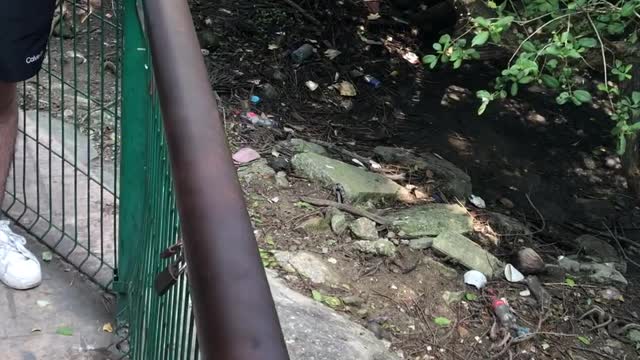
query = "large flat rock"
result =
(432, 232, 503, 278)
(388, 204, 473, 237)
(291, 152, 410, 204)
(374, 147, 472, 200)
(268, 271, 398, 360)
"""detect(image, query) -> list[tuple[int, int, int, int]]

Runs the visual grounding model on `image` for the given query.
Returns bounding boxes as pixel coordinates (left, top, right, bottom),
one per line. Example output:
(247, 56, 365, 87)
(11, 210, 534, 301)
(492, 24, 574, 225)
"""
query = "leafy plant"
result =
(424, 0, 640, 155)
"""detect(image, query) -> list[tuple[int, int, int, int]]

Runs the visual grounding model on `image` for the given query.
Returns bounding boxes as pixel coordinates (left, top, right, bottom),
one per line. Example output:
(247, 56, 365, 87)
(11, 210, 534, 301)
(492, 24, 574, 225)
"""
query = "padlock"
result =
(154, 259, 186, 296)
(159, 241, 183, 259)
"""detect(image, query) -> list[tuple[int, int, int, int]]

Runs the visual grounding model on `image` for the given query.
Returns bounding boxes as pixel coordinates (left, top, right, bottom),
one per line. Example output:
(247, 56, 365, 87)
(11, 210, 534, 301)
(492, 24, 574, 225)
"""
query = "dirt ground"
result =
(25, 0, 640, 358)
(189, 0, 640, 359)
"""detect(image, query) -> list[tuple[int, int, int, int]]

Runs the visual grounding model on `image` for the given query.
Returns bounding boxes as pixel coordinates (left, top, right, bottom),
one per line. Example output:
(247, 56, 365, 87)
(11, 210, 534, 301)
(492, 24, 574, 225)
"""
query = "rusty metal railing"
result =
(118, 0, 290, 358)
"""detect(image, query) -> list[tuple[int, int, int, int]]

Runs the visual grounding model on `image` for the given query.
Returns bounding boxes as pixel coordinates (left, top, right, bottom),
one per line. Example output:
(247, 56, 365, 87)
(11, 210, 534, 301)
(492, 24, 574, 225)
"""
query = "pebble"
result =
(342, 295, 365, 306)
(583, 157, 597, 170)
(499, 197, 515, 209)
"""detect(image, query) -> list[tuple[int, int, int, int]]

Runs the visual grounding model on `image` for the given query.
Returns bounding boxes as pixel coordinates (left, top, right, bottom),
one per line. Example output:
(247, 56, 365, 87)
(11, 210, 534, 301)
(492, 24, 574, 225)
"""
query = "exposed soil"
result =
(190, 0, 640, 359)
(18, 0, 640, 358)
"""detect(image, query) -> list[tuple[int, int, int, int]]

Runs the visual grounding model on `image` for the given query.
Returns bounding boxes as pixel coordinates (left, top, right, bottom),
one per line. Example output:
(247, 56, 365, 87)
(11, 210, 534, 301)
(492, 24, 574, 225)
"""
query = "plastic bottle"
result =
(363, 75, 381, 88)
(491, 298, 517, 330)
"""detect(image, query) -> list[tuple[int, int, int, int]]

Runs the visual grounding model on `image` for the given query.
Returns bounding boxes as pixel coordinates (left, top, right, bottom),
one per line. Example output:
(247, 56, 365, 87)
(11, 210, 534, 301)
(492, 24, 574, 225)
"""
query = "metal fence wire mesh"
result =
(6, 0, 201, 358)
(8, 0, 121, 288)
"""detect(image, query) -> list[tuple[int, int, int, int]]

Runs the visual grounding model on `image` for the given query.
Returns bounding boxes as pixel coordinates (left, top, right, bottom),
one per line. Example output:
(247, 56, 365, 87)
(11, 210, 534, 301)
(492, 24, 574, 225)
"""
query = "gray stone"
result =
(273, 251, 342, 286)
(275, 171, 290, 188)
(575, 235, 619, 263)
(432, 232, 503, 277)
(330, 211, 349, 235)
(422, 257, 458, 279)
(291, 152, 411, 204)
(388, 204, 473, 237)
(267, 270, 398, 360)
(350, 217, 379, 240)
(354, 239, 397, 257)
(558, 257, 628, 287)
(486, 212, 531, 235)
(237, 158, 276, 183)
(341, 295, 365, 306)
(408, 238, 433, 250)
(297, 216, 331, 234)
(279, 138, 328, 155)
(374, 146, 472, 200)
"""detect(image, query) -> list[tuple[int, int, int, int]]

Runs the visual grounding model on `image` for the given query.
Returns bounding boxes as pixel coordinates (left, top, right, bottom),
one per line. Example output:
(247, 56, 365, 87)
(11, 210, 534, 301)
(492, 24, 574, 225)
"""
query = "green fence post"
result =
(115, 0, 149, 302)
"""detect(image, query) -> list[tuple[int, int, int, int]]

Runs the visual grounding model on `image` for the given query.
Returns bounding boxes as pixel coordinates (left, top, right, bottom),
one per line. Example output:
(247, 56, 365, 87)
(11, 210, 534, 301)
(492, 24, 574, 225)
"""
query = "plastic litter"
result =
(324, 49, 342, 60)
(337, 81, 357, 97)
(232, 147, 261, 164)
(468, 194, 486, 209)
(305, 81, 319, 91)
(403, 52, 419, 65)
(291, 44, 315, 63)
(504, 264, 525, 283)
(250, 95, 261, 104)
(242, 112, 276, 127)
(363, 75, 381, 88)
(491, 297, 517, 330)
(464, 270, 487, 289)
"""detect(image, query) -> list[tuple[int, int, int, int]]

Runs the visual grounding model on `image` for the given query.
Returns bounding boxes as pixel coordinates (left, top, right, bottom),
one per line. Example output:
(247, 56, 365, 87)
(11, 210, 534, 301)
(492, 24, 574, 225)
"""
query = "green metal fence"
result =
(8, 0, 200, 358)
(116, 1, 200, 357)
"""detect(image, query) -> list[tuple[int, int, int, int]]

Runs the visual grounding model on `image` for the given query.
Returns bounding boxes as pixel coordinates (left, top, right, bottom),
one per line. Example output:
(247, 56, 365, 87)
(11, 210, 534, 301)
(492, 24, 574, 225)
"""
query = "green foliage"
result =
(426, 0, 640, 154)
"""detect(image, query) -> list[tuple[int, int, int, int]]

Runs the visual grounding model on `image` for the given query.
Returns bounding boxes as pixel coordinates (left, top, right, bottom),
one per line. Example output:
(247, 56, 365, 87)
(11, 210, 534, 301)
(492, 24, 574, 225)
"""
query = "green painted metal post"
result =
(115, 0, 149, 298)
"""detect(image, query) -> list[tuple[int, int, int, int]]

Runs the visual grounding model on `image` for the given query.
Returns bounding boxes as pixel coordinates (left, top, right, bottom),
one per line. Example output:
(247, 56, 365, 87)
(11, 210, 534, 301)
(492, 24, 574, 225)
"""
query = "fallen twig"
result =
(571, 346, 619, 360)
(567, 222, 640, 247)
(299, 196, 391, 225)
(604, 222, 640, 269)
(280, 0, 321, 26)
(306, 139, 373, 168)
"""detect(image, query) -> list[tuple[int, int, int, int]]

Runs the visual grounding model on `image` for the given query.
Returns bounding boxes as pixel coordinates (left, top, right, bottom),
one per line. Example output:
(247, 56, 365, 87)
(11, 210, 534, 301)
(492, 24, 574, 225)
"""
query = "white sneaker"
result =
(0, 220, 42, 289)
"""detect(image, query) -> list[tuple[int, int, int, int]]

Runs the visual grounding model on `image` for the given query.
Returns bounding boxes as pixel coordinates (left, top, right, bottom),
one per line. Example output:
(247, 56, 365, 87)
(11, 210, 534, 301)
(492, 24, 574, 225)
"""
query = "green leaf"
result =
(607, 22, 625, 35)
(577, 37, 598, 48)
(323, 296, 342, 308)
(477, 90, 492, 99)
(311, 290, 323, 302)
(522, 41, 536, 53)
(434, 317, 452, 327)
(618, 133, 627, 155)
(541, 74, 560, 89)
(565, 277, 576, 287)
(433, 43, 442, 51)
(577, 336, 591, 345)
(473, 17, 490, 28)
(478, 101, 489, 115)
(422, 54, 437, 66)
(472, 31, 490, 47)
(621, 3, 637, 17)
(632, 92, 640, 105)
(56, 326, 74, 336)
(546, 59, 558, 69)
(510, 82, 518, 96)
(628, 122, 640, 131)
(294, 201, 314, 209)
(465, 293, 477, 301)
(439, 34, 451, 44)
(453, 59, 462, 69)
(597, 83, 609, 92)
(519, 76, 534, 84)
(42, 251, 53, 262)
(573, 90, 592, 103)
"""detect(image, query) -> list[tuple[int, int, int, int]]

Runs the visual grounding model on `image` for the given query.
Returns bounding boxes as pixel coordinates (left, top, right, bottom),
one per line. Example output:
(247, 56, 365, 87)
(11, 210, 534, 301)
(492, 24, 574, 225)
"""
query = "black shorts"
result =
(0, 0, 56, 82)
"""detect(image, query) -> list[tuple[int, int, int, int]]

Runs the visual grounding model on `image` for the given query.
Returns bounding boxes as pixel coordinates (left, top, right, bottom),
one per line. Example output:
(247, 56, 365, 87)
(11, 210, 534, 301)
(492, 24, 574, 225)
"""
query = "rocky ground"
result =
(192, 0, 640, 359)
(29, 0, 640, 359)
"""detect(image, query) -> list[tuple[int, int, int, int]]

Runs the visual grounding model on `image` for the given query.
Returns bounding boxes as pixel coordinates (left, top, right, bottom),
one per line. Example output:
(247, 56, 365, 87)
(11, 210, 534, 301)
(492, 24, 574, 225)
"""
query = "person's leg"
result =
(0, 81, 18, 207)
